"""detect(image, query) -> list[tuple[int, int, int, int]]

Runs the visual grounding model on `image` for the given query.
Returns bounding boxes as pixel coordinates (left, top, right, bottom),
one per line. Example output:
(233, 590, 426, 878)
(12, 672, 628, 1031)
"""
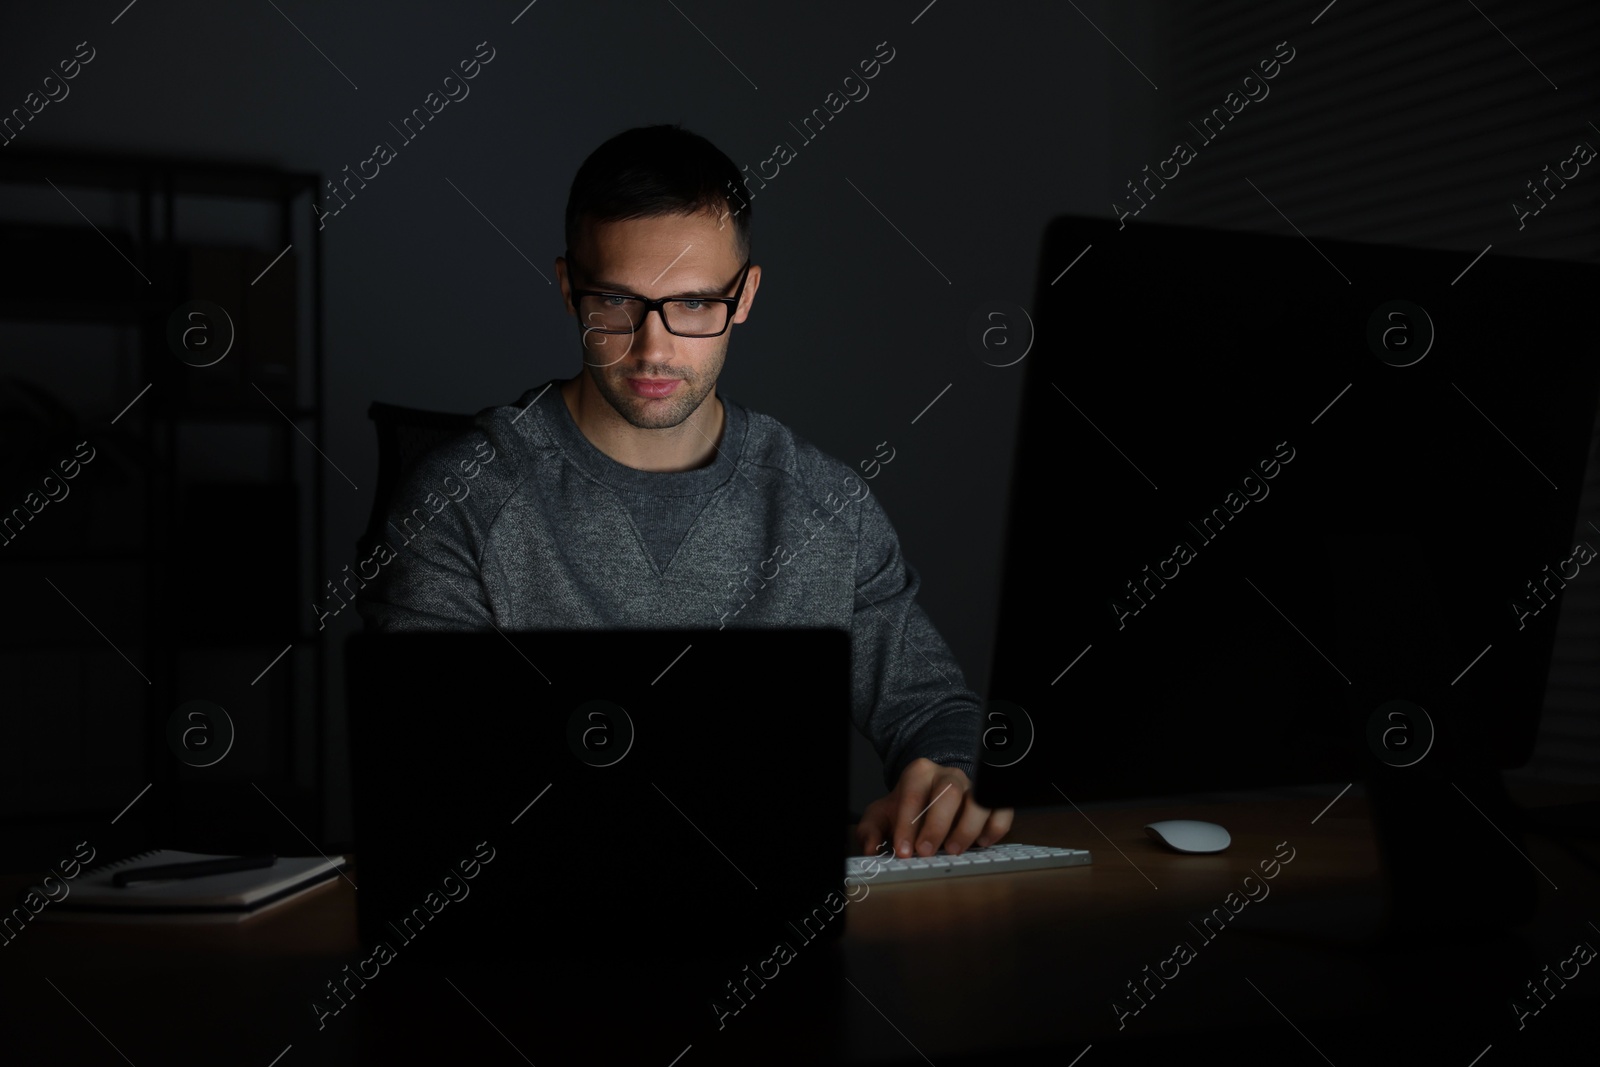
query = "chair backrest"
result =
(359, 400, 478, 561)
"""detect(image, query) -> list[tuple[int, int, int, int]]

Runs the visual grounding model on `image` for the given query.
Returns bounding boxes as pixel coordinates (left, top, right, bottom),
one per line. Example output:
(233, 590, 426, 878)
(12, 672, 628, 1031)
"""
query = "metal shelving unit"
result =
(0, 151, 328, 847)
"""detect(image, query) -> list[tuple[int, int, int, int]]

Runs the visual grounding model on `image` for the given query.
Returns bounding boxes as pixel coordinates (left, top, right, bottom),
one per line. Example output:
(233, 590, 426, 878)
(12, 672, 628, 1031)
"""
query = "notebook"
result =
(30, 849, 347, 923)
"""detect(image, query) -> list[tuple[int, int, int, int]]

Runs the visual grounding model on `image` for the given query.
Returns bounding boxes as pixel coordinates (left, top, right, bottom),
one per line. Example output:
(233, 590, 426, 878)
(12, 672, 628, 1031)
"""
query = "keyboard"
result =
(844, 842, 1092, 884)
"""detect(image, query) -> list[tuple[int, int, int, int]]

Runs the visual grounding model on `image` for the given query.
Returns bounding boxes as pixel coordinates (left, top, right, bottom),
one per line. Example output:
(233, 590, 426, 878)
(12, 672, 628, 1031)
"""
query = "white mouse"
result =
(1144, 819, 1231, 853)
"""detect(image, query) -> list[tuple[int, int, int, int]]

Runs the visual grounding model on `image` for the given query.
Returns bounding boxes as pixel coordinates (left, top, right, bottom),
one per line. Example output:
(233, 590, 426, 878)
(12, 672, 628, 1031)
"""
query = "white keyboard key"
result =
(846, 843, 1092, 884)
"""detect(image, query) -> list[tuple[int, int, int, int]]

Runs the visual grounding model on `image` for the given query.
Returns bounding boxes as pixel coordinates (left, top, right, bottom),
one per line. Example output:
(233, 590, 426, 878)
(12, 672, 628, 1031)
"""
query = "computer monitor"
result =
(975, 216, 1599, 820)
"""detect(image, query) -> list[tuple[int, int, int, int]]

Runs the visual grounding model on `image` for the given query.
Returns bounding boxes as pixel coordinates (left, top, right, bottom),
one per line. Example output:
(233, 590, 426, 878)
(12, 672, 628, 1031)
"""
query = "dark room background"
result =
(2, 0, 1596, 844)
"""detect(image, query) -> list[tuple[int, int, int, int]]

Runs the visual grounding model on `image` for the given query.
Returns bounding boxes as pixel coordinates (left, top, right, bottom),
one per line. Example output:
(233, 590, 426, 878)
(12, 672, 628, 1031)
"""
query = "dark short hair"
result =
(564, 124, 750, 262)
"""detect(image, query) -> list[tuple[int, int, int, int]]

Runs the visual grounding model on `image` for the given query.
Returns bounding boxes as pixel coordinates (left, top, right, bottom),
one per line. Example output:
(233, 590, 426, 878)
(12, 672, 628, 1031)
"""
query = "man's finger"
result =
(856, 807, 893, 856)
(942, 793, 993, 855)
(892, 766, 937, 858)
(977, 806, 1015, 848)
(913, 777, 965, 856)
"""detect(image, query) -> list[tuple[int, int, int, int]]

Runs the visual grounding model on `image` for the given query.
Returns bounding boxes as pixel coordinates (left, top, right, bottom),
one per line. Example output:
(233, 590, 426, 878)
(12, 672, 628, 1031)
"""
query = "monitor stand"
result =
(1230, 768, 1540, 951)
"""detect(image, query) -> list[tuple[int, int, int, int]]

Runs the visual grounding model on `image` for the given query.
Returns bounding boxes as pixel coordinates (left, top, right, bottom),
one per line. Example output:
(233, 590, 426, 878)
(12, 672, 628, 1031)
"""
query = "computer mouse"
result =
(1144, 819, 1231, 854)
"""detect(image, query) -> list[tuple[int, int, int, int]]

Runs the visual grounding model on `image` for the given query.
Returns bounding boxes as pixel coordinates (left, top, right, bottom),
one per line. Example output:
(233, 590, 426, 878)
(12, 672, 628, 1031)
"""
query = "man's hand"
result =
(855, 758, 1014, 858)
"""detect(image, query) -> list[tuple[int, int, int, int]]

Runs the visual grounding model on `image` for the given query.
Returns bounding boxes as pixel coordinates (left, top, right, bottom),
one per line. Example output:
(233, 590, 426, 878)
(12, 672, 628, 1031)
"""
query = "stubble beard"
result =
(583, 341, 724, 430)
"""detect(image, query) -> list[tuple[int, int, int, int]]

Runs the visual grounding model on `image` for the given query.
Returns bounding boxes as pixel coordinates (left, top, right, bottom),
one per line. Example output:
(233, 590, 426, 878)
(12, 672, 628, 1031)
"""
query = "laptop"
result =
(346, 627, 853, 972)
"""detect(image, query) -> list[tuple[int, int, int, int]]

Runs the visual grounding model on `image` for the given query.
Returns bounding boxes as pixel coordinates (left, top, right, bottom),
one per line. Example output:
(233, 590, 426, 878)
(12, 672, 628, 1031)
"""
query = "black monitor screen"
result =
(975, 216, 1600, 808)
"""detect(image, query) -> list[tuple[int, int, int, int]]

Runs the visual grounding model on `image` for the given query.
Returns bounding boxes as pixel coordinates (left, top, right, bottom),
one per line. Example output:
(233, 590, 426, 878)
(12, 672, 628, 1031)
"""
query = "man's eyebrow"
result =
(582, 274, 734, 298)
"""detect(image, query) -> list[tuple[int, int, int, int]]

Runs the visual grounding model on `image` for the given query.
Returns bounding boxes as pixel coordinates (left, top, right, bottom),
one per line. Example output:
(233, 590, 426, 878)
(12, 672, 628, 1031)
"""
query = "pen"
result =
(112, 854, 277, 887)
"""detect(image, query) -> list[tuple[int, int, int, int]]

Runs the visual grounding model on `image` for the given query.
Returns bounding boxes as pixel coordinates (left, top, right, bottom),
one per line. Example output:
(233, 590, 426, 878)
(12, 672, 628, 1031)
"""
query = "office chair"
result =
(358, 400, 477, 561)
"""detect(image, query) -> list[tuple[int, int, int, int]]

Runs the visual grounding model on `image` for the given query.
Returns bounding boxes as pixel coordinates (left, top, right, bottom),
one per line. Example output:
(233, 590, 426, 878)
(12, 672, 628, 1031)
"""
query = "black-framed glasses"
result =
(568, 256, 752, 338)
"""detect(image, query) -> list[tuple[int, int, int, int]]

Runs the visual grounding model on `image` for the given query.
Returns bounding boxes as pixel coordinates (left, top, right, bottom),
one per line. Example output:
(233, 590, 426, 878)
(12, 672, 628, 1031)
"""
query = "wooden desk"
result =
(3, 789, 1596, 1064)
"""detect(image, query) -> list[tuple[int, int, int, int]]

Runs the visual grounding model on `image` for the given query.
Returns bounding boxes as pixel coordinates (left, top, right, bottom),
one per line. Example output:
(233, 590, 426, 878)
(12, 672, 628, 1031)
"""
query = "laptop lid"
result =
(346, 627, 853, 968)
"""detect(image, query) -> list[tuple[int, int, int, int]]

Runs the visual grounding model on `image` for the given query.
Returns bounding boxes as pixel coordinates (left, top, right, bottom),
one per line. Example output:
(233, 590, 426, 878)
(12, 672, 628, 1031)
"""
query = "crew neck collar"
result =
(535, 379, 746, 497)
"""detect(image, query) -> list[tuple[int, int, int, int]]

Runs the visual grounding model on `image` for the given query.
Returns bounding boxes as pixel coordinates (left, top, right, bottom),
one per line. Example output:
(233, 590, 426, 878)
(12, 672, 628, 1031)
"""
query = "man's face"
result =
(557, 209, 758, 430)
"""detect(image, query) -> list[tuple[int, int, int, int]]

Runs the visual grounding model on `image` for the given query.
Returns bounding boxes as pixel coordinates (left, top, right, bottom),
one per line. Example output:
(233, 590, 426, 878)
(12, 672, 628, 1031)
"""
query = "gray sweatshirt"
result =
(356, 379, 982, 789)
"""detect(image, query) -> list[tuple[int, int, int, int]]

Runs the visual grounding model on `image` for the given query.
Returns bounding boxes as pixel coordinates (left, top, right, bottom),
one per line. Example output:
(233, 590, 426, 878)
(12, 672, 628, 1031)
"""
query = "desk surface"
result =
(3, 787, 1596, 1065)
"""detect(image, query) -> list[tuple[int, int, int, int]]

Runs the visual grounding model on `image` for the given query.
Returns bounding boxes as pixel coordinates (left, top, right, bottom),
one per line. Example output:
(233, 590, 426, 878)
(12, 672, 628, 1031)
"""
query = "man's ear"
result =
(732, 264, 761, 325)
(555, 257, 575, 316)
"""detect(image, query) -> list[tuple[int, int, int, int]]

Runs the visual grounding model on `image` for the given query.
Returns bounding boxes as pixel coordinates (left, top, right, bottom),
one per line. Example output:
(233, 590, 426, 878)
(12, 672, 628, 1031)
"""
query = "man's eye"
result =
(603, 295, 630, 307)
(678, 299, 706, 311)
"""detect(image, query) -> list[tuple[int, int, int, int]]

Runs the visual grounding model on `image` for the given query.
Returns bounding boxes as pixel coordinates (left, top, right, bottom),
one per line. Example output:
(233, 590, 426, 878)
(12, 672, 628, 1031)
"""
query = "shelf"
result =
(0, 225, 168, 323)
(175, 635, 328, 650)
(0, 150, 318, 200)
(0, 297, 161, 325)
(152, 407, 318, 424)
(0, 549, 148, 562)
(0, 635, 326, 651)
(0, 637, 153, 652)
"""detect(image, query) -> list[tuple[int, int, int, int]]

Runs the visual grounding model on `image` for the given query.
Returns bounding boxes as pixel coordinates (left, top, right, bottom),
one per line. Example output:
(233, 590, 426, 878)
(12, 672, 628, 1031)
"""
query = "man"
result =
(359, 124, 1011, 859)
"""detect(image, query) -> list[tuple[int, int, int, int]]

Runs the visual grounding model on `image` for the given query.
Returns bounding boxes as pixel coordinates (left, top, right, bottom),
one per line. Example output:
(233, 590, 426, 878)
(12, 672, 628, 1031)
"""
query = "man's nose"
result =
(632, 306, 677, 361)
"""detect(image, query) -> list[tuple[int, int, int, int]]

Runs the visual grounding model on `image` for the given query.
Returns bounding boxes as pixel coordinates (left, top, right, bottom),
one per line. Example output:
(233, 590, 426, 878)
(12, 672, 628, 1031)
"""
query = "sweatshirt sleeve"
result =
(849, 487, 984, 791)
(356, 432, 502, 633)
